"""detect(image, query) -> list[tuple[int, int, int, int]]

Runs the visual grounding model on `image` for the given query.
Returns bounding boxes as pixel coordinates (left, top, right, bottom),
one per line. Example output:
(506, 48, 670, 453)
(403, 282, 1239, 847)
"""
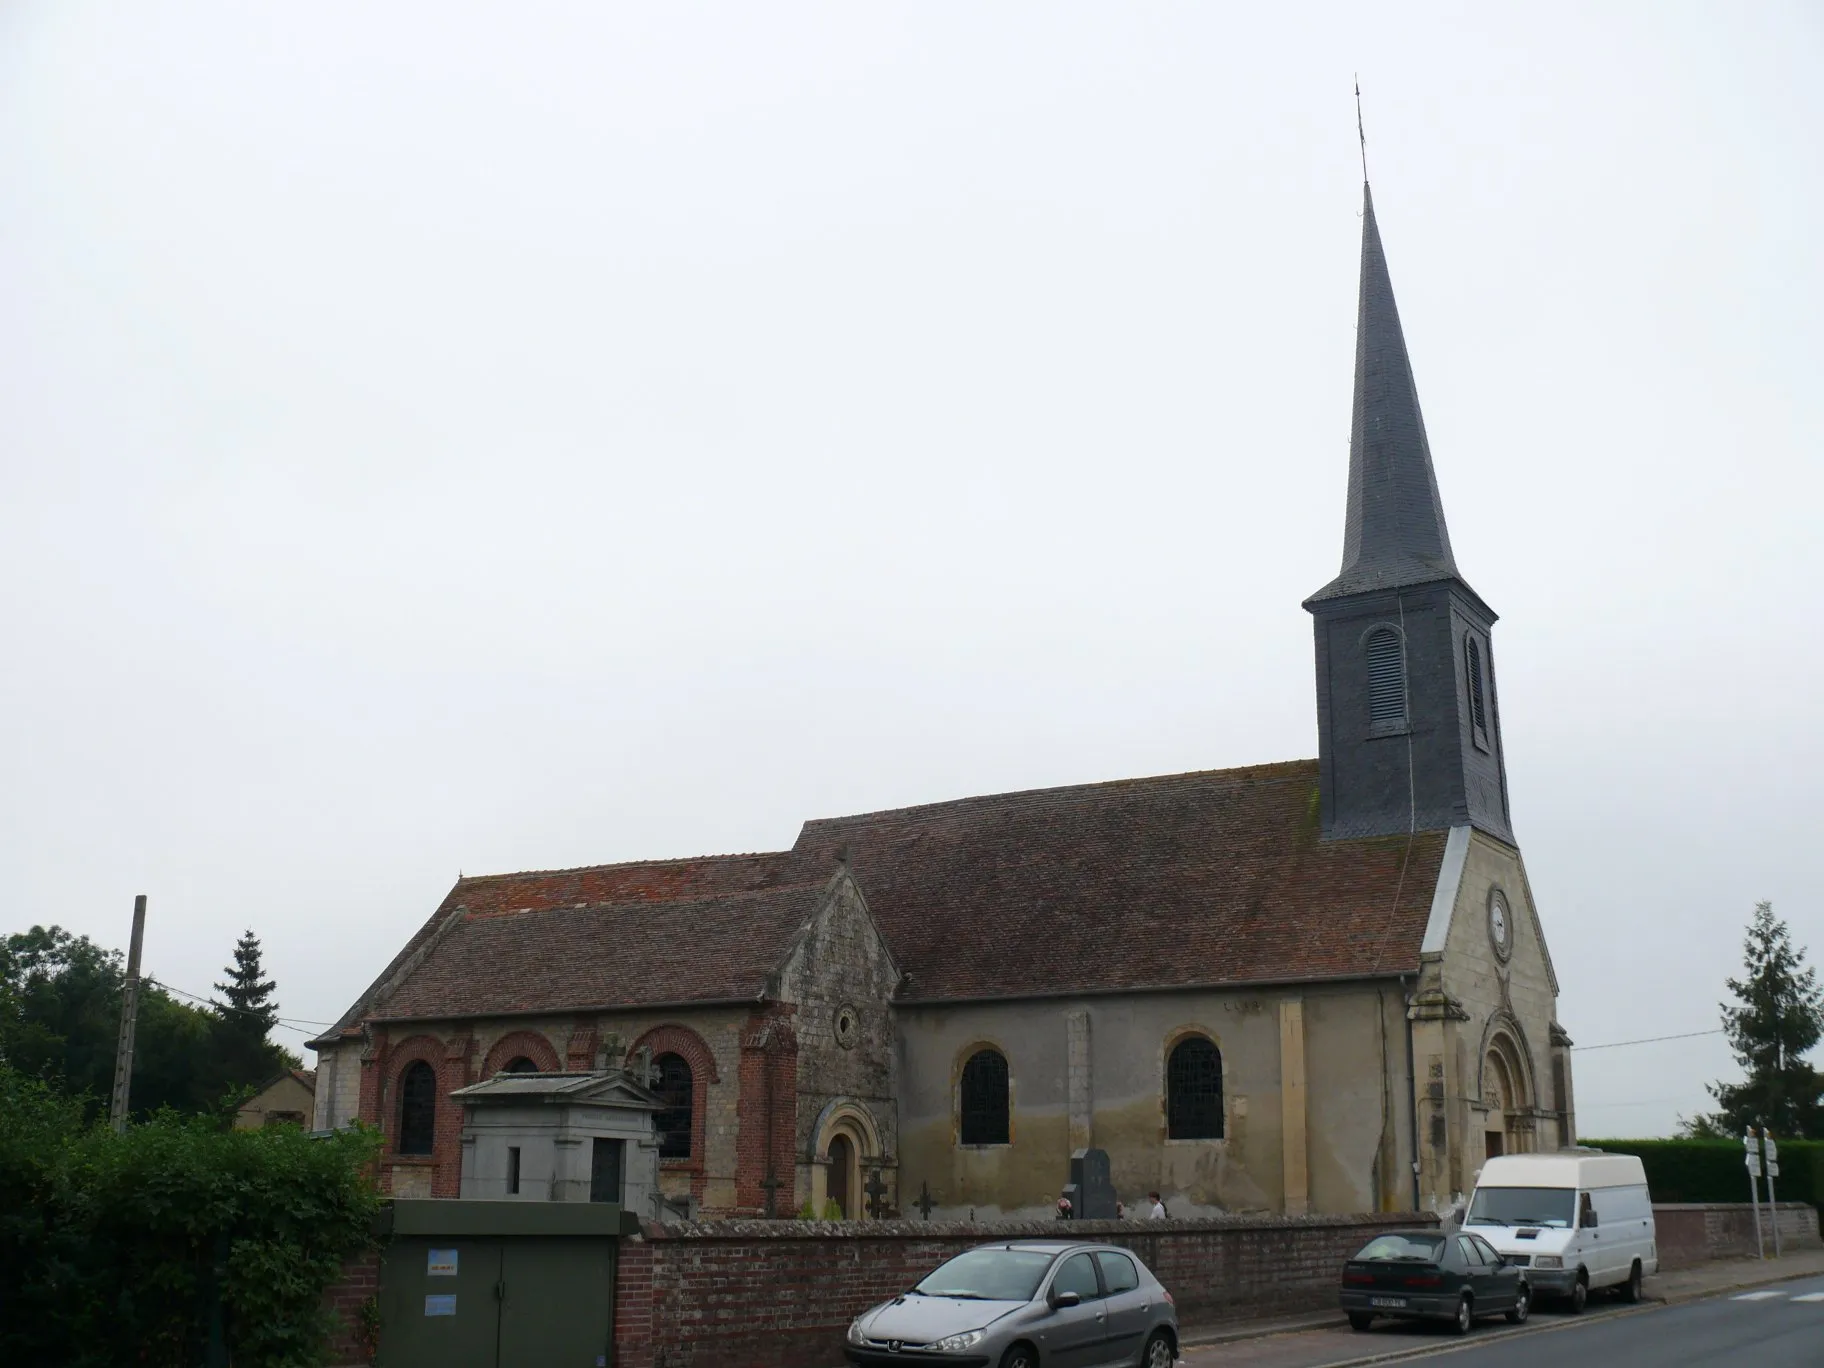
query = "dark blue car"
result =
(1340, 1230, 1531, 1335)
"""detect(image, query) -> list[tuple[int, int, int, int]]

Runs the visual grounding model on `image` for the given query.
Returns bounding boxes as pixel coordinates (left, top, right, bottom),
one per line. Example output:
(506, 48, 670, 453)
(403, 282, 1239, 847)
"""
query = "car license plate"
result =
(1370, 1297, 1407, 1309)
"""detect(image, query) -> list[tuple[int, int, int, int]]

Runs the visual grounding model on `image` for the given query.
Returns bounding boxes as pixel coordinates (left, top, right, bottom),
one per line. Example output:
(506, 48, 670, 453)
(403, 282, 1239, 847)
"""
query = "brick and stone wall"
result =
(613, 1211, 1433, 1368)
(1653, 1202, 1822, 1269)
(322, 1248, 379, 1366)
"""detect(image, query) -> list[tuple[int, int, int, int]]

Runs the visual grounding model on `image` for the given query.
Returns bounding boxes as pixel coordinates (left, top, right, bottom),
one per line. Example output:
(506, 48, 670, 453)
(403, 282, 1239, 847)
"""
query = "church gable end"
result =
(768, 871, 900, 1217)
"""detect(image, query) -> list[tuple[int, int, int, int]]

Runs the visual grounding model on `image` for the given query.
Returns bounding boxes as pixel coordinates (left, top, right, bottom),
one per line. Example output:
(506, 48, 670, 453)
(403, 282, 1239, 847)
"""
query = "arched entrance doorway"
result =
(828, 1134, 854, 1218)
(1481, 1030, 1533, 1160)
(810, 1098, 887, 1220)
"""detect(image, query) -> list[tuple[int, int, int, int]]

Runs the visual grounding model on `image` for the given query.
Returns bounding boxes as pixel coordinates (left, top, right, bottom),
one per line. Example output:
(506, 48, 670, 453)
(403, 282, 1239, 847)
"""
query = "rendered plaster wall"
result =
(458, 1100, 659, 1212)
(894, 981, 1411, 1221)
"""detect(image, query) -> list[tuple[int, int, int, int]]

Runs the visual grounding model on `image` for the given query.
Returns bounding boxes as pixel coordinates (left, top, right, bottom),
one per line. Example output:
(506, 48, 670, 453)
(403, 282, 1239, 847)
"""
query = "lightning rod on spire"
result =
(1355, 77, 1369, 184)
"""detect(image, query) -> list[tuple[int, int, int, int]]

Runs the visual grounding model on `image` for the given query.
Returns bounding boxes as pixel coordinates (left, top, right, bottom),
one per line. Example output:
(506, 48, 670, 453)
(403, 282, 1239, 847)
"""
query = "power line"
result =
(146, 977, 336, 1032)
(1572, 1028, 1725, 1053)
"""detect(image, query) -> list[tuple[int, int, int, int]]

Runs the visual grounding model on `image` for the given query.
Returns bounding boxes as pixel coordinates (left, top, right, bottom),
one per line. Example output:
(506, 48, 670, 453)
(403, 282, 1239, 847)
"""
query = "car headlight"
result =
(1532, 1256, 1562, 1269)
(930, 1329, 987, 1352)
(846, 1320, 867, 1345)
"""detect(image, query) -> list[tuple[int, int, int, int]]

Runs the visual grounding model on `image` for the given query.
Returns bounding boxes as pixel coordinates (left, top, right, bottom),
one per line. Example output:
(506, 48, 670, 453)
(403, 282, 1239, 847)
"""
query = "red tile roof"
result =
(371, 883, 831, 1020)
(320, 759, 1446, 1036)
(792, 759, 1443, 1001)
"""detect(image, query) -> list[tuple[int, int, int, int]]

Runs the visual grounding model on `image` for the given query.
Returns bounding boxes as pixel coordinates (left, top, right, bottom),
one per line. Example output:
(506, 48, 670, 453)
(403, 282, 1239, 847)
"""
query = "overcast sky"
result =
(4, 3, 1820, 1141)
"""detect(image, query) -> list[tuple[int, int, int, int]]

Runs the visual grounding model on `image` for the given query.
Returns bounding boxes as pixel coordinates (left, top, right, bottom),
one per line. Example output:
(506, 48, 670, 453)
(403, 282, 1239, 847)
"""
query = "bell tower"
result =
(1304, 185, 1514, 843)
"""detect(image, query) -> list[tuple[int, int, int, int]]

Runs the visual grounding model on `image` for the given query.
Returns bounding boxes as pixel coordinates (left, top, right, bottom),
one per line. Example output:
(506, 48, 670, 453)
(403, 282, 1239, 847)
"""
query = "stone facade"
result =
(1407, 828, 1573, 1210)
(769, 871, 900, 1217)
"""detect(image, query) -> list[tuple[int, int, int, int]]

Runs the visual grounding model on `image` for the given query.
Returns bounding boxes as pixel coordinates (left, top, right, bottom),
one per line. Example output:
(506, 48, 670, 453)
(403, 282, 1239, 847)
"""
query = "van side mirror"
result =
(1050, 1290, 1081, 1309)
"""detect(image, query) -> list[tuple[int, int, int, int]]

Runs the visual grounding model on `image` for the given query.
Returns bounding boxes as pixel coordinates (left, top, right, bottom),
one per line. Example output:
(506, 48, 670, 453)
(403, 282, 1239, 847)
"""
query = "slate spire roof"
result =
(1307, 183, 1467, 603)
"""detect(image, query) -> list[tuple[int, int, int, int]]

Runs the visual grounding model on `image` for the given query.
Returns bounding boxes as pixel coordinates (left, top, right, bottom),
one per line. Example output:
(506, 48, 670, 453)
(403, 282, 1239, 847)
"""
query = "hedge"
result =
(1581, 1138, 1824, 1210)
(0, 1064, 383, 1368)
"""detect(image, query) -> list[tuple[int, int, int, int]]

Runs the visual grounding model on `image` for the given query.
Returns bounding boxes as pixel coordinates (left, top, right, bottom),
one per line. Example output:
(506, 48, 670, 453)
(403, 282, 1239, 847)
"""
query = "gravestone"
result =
(1069, 1148, 1116, 1221)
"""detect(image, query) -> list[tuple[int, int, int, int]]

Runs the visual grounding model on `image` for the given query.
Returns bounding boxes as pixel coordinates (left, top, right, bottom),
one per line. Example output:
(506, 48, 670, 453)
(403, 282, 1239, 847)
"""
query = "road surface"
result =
(1182, 1273, 1824, 1367)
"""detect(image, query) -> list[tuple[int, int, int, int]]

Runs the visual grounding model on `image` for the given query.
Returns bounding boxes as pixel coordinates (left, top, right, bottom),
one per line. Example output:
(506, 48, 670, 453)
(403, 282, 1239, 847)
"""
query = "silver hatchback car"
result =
(844, 1240, 1179, 1368)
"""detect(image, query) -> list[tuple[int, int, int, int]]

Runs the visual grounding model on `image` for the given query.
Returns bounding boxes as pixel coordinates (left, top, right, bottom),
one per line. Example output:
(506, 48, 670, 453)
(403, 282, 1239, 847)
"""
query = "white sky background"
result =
(3, 3, 1820, 1142)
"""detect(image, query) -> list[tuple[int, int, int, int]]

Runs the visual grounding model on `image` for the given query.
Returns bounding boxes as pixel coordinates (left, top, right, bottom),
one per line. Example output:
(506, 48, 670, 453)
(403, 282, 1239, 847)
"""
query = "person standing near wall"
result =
(1147, 1192, 1167, 1220)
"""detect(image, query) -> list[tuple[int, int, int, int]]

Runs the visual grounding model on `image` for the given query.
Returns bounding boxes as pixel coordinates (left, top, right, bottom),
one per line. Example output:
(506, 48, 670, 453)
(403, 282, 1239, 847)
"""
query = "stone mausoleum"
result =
(310, 181, 1576, 1223)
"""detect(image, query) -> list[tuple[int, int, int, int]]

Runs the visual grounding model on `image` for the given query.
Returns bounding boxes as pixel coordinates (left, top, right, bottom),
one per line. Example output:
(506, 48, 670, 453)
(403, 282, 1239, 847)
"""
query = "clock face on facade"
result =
(1488, 890, 1513, 962)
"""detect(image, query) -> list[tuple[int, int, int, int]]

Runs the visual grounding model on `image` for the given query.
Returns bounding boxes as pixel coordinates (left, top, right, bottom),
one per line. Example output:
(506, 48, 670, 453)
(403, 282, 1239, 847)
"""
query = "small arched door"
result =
(827, 1134, 854, 1218)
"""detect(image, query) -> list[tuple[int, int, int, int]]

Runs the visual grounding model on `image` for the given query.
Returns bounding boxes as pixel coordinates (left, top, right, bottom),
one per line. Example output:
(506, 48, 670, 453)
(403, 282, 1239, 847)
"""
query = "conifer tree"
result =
(212, 929, 279, 1038)
(1696, 902, 1824, 1139)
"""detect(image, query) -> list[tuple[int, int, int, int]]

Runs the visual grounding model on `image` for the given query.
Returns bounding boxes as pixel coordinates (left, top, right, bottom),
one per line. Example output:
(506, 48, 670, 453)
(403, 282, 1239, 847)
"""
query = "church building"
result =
(310, 183, 1575, 1221)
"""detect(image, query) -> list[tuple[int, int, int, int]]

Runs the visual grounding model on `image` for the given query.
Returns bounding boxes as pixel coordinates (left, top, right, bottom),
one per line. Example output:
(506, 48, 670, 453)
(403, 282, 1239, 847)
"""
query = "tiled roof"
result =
(309, 852, 798, 1043)
(368, 883, 829, 1021)
(791, 759, 1445, 1001)
(320, 759, 1447, 1034)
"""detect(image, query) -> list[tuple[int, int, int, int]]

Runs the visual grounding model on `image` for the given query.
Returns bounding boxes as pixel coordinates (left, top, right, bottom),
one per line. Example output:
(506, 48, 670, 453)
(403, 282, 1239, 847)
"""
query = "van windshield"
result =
(1467, 1186, 1575, 1229)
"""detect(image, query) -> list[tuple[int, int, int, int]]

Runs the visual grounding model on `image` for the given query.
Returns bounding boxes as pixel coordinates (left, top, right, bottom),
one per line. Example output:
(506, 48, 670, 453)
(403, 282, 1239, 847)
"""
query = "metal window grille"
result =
(398, 1061, 437, 1155)
(652, 1053, 694, 1158)
(1465, 637, 1489, 734)
(959, 1049, 1010, 1145)
(1166, 1036, 1223, 1140)
(1366, 628, 1406, 724)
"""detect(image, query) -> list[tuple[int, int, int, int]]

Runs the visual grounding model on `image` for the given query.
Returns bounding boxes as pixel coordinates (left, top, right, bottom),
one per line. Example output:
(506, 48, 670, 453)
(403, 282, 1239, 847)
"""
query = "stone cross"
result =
(914, 1181, 937, 1220)
(759, 1169, 785, 1219)
(864, 1169, 889, 1220)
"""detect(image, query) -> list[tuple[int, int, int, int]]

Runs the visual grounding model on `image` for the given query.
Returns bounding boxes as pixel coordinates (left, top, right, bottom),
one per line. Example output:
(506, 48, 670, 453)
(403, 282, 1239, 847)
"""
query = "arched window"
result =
(1465, 636, 1490, 742)
(503, 1056, 538, 1074)
(652, 1053, 694, 1159)
(398, 1060, 437, 1156)
(1366, 627, 1406, 725)
(959, 1048, 1010, 1145)
(1166, 1036, 1223, 1140)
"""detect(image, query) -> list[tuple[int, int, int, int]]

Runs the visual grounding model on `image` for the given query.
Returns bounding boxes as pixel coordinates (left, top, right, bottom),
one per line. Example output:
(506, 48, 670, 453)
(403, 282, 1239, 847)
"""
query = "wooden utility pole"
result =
(109, 894, 148, 1134)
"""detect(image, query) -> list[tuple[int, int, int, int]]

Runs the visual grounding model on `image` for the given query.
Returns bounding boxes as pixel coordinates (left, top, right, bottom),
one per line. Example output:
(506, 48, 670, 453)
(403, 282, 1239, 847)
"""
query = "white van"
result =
(1463, 1152, 1657, 1312)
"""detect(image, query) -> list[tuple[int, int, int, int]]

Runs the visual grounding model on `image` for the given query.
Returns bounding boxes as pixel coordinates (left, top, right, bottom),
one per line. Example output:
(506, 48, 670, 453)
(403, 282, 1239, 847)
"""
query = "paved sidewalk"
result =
(1173, 1247, 1824, 1364)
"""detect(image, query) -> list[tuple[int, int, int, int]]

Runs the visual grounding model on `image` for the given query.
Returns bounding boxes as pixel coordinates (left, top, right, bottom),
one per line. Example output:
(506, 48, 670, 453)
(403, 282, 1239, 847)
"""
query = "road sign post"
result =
(1744, 1132, 1764, 1260)
(1764, 1134, 1781, 1259)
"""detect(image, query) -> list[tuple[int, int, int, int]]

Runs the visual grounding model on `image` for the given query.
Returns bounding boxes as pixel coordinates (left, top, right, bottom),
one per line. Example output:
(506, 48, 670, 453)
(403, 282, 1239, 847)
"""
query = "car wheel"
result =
(1142, 1330, 1175, 1368)
(1506, 1283, 1530, 1324)
(1347, 1312, 1375, 1332)
(1452, 1294, 1474, 1335)
(1620, 1261, 1643, 1304)
(1568, 1274, 1588, 1314)
(999, 1344, 1039, 1368)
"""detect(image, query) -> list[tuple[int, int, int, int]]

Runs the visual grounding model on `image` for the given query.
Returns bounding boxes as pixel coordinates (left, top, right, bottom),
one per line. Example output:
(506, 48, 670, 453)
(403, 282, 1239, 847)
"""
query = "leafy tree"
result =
(1692, 902, 1824, 1140)
(0, 1061, 383, 1368)
(1, 925, 291, 1122)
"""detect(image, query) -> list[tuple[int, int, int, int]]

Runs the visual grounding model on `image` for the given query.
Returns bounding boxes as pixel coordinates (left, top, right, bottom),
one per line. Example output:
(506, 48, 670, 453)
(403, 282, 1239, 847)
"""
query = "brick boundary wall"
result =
(1653, 1202, 1821, 1269)
(612, 1212, 1435, 1368)
(322, 1247, 379, 1366)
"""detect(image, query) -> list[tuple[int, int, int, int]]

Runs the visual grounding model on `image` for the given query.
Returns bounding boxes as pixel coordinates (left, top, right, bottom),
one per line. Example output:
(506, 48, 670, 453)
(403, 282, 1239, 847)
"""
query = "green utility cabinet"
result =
(374, 1199, 637, 1368)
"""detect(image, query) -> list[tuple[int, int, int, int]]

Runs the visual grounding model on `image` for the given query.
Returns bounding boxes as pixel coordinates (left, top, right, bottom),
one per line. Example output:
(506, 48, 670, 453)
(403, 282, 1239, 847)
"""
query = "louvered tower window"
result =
(959, 1048, 1010, 1145)
(1465, 636, 1490, 742)
(1365, 627, 1406, 726)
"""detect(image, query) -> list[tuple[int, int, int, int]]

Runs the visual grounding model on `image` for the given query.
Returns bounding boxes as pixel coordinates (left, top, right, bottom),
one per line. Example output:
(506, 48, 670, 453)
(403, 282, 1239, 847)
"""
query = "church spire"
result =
(1307, 183, 1463, 604)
